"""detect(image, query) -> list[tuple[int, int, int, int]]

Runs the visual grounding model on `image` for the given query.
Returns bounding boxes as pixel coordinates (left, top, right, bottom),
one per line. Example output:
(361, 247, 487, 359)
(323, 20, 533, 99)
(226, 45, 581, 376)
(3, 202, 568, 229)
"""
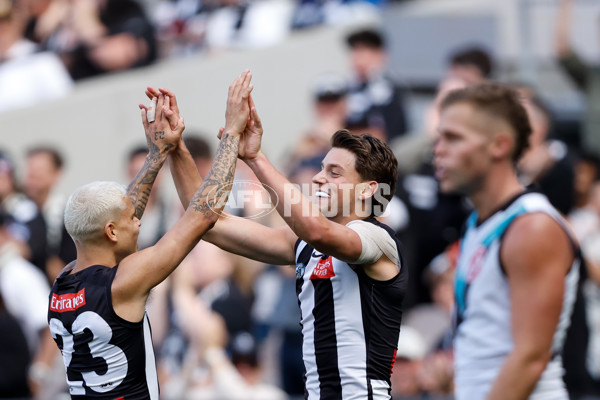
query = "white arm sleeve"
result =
(346, 220, 400, 268)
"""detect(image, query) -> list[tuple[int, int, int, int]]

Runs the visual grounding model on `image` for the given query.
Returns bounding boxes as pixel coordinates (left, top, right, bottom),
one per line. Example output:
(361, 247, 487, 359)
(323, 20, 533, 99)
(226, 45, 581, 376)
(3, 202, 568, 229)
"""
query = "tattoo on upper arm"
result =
(126, 141, 173, 219)
(190, 133, 239, 218)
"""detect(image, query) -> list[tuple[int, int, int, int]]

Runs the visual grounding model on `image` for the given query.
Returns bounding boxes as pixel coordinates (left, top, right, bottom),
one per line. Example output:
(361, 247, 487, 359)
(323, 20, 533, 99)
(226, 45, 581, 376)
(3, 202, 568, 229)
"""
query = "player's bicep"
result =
(502, 215, 572, 356)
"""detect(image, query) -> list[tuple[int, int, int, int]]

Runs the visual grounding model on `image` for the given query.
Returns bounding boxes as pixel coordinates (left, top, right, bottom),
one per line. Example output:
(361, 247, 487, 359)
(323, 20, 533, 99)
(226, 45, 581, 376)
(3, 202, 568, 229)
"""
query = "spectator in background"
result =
(203, 0, 293, 51)
(394, 77, 471, 309)
(517, 91, 575, 215)
(0, 295, 31, 398)
(345, 28, 408, 142)
(184, 134, 214, 178)
(287, 73, 348, 168)
(573, 151, 600, 210)
(29, 0, 156, 80)
(24, 146, 76, 281)
(568, 156, 600, 399)
(555, 0, 600, 153)
(291, 0, 381, 30)
(152, 0, 218, 58)
(0, 150, 48, 274)
(0, 0, 72, 113)
(0, 0, 35, 61)
(447, 46, 494, 85)
(390, 325, 428, 400)
(0, 211, 57, 398)
(166, 298, 287, 400)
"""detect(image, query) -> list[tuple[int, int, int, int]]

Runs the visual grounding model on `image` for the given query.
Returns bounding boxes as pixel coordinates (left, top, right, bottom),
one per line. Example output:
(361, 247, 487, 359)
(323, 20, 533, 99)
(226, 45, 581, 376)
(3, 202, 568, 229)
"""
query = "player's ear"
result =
(357, 181, 378, 200)
(490, 131, 514, 161)
(105, 222, 118, 243)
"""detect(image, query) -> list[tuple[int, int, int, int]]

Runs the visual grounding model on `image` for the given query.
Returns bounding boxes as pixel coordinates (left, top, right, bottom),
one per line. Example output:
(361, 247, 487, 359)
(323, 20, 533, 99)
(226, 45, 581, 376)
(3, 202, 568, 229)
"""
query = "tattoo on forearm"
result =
(127, 141, 174, 219)
(190, 133, 239, 217)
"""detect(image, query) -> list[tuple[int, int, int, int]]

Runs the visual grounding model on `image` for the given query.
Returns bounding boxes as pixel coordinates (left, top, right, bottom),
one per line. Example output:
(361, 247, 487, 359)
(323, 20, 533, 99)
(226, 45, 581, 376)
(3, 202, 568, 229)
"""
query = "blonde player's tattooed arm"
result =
(128, 94, 184, 219)
(126, 139, 172, 219)
(189, 132, 239, 217)
(114, 74, 251, 322)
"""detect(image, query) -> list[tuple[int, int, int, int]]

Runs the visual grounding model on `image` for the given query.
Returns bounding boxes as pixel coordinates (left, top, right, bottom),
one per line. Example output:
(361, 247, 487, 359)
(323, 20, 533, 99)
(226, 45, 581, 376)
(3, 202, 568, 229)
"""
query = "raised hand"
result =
(223, 70, 253, 137)
(238, 93, 264, 161)
(139, 92, 184, 157)
(145, 87, 184, 134)
(127, 92, 184, 219)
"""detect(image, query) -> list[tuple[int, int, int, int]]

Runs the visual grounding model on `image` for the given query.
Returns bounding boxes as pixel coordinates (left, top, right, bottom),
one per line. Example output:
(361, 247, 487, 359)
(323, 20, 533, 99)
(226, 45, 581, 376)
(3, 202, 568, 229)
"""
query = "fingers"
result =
(240, 70, 253, 100)
(248, 94, 262, 127)
(163, 95, 181, 129)
(145, 86, 160, 100)
(163, 95, 170, 115)
(146, 97, 157, 123)
(159, 88, 179, 113)
(156, 93, 165, 122)
(251, 106, 262, 128)
(229, 70, 251, 102)
(139, 105, 149, 130)
(177, 117, 185, 133)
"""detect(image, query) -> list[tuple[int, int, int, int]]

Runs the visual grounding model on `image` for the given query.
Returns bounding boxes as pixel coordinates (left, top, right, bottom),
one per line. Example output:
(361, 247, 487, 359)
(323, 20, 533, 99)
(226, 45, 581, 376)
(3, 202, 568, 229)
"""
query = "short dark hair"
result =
(449, 47, 493, 78)
(441, 83, 532, 162)
(27, 146, 64, 170)
(331, 130, 398, 216)
(346, 28, 385, 49)
(184, 135, 212, 161)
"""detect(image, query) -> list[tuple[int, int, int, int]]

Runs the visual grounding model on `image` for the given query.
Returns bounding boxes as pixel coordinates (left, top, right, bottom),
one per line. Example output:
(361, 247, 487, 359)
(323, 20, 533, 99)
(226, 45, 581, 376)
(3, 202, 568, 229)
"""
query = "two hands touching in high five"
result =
(140, 69, 261, 164)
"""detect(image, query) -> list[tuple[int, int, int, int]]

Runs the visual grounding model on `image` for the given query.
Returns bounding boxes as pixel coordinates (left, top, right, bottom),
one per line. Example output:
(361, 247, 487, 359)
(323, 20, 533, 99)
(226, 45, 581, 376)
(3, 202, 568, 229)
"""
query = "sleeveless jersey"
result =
(48, 264, 159, 399)
(294, 218, 407, 400)
(454, 192, 579, 399)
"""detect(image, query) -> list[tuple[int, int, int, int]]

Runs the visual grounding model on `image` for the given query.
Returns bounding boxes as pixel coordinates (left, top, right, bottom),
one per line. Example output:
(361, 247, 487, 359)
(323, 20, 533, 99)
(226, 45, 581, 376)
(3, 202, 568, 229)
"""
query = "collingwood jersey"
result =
(454, 192, 579, 400)
(48, 264, 159, 399)
(294, 218, 407, 400)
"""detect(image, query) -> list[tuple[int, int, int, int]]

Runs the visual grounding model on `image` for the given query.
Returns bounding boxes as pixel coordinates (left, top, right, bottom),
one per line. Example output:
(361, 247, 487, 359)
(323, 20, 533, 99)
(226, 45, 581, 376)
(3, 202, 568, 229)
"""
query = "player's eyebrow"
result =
(322, 162, 345, 171)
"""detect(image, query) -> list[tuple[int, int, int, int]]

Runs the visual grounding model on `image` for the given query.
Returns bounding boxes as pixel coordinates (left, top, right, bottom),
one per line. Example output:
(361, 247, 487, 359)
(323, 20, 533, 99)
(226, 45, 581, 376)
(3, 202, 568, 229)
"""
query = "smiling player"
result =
(163, 86, 407, 399)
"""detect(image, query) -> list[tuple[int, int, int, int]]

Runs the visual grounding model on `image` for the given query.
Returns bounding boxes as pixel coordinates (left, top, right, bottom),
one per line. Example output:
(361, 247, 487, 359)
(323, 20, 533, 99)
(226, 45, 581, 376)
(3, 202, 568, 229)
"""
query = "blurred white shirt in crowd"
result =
(0, 45, 72, 113)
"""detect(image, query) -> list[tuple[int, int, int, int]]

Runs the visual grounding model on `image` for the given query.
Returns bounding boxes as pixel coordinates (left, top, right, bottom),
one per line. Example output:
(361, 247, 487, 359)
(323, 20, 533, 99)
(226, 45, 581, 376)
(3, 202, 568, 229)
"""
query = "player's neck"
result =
(72, 243, 118, 273)
(469, 168, 524, 222)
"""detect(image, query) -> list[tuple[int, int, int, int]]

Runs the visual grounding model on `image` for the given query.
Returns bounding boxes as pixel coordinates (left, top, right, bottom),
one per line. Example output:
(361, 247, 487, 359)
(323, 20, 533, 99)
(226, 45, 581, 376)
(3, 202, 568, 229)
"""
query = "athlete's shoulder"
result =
(502, 212, 574, 275)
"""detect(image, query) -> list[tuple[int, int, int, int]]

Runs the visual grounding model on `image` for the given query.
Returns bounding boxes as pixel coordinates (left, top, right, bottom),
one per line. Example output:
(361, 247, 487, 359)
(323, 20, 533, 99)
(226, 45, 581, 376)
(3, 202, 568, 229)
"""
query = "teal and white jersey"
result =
(454, 192, 579, 400)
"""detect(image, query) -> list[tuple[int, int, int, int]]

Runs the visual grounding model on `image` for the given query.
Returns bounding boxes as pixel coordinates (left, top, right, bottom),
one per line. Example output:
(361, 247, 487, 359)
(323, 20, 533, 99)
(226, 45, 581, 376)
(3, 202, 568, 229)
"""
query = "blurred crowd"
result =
(2, 0, 600, 399)
(0, 0, 394, 113)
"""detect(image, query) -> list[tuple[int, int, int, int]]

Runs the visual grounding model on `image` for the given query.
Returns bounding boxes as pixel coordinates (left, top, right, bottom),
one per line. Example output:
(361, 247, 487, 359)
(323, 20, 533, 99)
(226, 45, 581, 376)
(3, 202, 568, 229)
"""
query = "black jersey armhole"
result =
(296, 241, 313, 266)
(294, 237, 303, 254)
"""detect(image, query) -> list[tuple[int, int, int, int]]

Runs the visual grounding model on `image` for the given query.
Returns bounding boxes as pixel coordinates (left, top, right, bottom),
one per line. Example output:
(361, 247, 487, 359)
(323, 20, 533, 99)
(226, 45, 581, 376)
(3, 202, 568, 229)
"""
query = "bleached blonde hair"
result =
(64, 181, 127, 242)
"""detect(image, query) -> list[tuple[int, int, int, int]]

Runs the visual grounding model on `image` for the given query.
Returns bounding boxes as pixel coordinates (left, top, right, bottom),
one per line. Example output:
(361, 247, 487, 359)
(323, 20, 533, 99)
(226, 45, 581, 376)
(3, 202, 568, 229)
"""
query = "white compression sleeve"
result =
(346, 220, 400, 268)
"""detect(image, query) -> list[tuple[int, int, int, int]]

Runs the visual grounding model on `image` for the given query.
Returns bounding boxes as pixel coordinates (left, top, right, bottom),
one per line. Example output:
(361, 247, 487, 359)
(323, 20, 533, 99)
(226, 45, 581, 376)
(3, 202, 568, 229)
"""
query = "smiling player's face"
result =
(311, 147, 364, 220)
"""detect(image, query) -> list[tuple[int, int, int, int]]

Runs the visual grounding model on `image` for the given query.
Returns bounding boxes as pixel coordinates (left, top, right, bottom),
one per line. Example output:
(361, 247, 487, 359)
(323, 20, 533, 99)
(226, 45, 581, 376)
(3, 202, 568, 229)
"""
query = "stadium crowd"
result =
(1, 0, 600, 399)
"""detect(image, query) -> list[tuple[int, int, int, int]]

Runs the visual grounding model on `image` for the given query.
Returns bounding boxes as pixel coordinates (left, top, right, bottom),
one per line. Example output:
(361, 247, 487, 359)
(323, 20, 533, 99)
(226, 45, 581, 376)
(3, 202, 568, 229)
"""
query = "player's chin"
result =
(438, 180, 457, 195)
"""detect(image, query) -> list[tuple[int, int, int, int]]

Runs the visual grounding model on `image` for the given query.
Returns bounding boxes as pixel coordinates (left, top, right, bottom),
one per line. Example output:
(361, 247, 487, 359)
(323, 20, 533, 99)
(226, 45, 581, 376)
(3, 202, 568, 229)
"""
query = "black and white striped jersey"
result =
(48, 264, 159, 399)
(294, 218, 407, 400)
